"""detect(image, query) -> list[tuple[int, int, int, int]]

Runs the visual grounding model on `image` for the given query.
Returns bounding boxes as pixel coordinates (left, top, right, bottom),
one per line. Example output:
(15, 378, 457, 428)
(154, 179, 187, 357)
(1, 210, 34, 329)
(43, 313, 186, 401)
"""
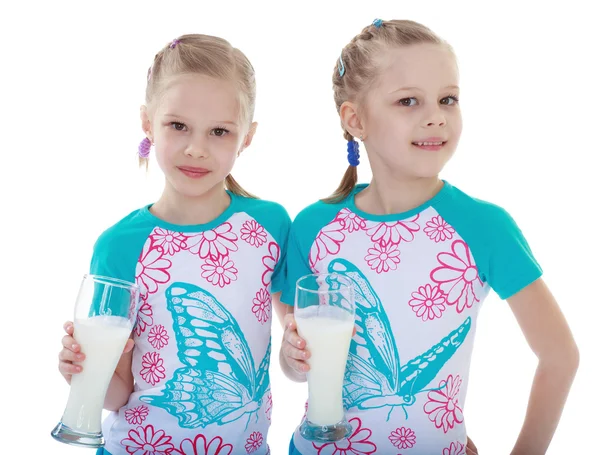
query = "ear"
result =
(238, 122, 258, 156)
(140, 105, 153, 142)
(340, 101, 365, 140)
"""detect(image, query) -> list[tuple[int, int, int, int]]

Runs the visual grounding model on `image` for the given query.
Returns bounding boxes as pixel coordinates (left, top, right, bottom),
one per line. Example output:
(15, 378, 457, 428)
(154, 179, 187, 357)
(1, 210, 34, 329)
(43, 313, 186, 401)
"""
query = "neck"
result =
(356, 174, 443, 215)
(150, 182, 231, 226)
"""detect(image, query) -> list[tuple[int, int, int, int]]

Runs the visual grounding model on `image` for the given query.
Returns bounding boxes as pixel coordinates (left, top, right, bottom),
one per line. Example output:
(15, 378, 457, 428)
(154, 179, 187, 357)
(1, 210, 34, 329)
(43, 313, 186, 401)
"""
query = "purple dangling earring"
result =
(138, 137, 152, 158)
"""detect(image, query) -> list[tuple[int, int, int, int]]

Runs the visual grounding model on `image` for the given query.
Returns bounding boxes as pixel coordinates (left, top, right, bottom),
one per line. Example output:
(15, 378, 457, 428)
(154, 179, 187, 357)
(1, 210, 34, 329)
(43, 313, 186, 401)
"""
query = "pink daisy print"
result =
(245, 432, 263, 454)
(241, 220, 268, 247)
(140, 352, 166, 386)
(252, 288, 271, 324)
(170, 434, 233, 455)
(335, 208, 367, 233)
(409, 284, 446, 321)
(134, 300, 154, 337)
(120, 424, 174, 455)
(443, 441, 466, 455)
(185, 222, 238, 260)
(265, 392, 273, 420)
(424, 215, 455, 243)
(312, 417, 377, 454)
(365, 242, 401, 274)
(124, 405, 149, 425)
(136, 238, 171, 295)
(150, 228, 186, 255)
(261, 242, 281, 287)
(147, 324, 169, 350)
(309, 220, 345, 269)
(201, 256, 238, 288)
(430, 240, 484, 313)
(365, 215, 420, 246)
(423, 374, 464, 433)
(388, 427, 416, 449)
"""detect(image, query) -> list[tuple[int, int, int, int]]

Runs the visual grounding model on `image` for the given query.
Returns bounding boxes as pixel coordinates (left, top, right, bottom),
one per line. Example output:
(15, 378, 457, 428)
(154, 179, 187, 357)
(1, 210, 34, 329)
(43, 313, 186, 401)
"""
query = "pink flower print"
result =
(443, 441, 466, 455)
(365, 242, 401, 273)
(170, 434, 233, 455)
(312, 417, 377, 454)
(388, 427, 416, 449)
(120, 424, 174, 455)
(261, 242, 281, 287)
(140, 352, 166, 386)
(365, 215, 420, 246)
(185, 222, 238, 260)
(409, 284, 446, 321)
(148, 324, 169, 350)
(252, 288, 271, 324)
(424, 215, 455, 243)
(423, 374, 464, 433)
(245, 432, 263, 454)
(201, 256, 238, 288)
(241, 220, 268, 247)
(136, 238, 171, 295)
(335, 209, 366, 233)
(150, 228, 186, 255)
(265, 392, 273, 420)
(430, 240, 484, 313)
(124, 405, 149, 425)
(134, 300, 153, 337)
(309, 221, 345, 269)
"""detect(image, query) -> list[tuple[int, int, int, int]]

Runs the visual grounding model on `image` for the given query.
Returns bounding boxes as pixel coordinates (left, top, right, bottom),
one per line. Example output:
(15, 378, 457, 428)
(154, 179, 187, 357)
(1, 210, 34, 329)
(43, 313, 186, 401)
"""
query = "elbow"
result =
(539, 341, 580, 376)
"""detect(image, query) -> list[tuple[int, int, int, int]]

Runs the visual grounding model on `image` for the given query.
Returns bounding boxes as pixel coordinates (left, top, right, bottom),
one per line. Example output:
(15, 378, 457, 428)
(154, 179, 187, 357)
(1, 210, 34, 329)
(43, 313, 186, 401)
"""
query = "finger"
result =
(123, 338, 135, 354)
(62, 335, 80, 352)
(352, 325, 357, 337)
(285, 329, 306, 350)
(287, 357, 310, 374)
(63, 321, 74, 336)
(284, 344, 310, 362)
(59, 361, 82, 375)
(59, 349, 85, 363)
(283, 314, 296, 331)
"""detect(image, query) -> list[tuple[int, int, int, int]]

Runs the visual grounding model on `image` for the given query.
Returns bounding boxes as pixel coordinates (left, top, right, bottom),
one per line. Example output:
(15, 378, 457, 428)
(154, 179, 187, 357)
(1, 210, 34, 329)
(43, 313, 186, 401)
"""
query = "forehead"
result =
(155, 74, 240, 120)
(375, 43, 459, 93)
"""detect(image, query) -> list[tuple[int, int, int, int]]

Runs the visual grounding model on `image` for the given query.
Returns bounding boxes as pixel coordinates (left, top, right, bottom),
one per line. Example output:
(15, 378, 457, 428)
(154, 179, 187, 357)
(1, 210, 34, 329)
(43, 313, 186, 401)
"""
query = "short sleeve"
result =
(270, 211, 292, 295)
(486, 208, 543, 300)
(281, 223, 313, 305)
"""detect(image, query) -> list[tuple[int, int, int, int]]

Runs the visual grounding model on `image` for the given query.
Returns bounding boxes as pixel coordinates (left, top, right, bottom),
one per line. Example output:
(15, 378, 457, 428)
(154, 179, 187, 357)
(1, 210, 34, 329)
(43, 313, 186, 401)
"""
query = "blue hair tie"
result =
(372, 18, 383, 28)
(338, 53, 345, 77)
(347, 140, 360, 166)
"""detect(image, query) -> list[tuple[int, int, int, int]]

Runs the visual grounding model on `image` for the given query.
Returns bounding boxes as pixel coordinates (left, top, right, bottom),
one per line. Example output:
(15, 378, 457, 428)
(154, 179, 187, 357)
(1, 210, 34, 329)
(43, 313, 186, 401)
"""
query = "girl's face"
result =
(142, 74, 255, 199)
(360, 43, 462, 179)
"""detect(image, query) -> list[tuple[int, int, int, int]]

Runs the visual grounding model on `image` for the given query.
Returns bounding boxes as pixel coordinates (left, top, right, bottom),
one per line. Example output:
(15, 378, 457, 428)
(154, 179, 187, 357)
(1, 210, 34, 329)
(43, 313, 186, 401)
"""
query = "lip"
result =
(412, 137, 447, 143)
(177, 166, 210, 178)
(411, 138, 447, 151)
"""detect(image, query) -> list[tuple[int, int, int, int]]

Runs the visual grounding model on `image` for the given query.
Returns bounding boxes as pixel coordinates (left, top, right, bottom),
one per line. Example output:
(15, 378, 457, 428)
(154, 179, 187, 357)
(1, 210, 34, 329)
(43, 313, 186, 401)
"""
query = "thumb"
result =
(123, 338, 135, 354)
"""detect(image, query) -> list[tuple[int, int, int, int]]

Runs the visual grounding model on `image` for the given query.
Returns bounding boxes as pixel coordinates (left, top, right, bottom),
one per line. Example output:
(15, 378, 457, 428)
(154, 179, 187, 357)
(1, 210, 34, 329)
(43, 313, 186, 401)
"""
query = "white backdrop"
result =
(1, 0, 598, 453)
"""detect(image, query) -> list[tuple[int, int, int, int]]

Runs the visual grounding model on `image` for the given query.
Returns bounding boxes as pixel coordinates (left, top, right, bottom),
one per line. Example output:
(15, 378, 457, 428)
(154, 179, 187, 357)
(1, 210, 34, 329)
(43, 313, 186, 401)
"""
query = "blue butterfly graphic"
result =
(140, 282, 270, 430)
(328, 259, 471, 420)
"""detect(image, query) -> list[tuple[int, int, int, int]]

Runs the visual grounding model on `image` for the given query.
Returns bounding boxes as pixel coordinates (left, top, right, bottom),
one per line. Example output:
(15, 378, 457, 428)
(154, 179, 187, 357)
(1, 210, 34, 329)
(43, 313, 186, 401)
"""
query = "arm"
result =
(507, 278, 579, 455)
(103, 336, 135, 411)
(273, 293, 309, 383)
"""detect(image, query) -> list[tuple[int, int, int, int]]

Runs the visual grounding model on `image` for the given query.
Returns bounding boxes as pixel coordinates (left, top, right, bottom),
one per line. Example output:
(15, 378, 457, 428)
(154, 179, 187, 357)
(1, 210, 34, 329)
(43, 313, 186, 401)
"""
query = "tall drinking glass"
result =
(295, 272, 355, 442)
(51, 274, 140, 448)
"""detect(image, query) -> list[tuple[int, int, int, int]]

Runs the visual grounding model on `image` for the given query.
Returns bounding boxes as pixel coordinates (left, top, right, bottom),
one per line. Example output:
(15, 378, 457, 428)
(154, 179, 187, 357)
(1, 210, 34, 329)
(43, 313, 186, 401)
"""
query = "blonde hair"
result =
(140, 34, 256, 198)
(324, 20, 452, 203)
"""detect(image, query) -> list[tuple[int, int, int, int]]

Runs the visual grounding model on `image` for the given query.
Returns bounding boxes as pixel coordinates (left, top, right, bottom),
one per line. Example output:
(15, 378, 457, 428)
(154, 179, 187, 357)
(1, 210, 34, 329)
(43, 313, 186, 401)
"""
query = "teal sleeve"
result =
(281, 223, 313, 305)
(485, 207, 543, 299)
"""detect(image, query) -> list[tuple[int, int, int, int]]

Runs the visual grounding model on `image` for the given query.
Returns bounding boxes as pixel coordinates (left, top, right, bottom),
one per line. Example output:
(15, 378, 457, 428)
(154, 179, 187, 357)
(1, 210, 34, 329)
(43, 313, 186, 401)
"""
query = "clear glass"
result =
(295, 272, 355, 442)
(51, 274, 140, 448)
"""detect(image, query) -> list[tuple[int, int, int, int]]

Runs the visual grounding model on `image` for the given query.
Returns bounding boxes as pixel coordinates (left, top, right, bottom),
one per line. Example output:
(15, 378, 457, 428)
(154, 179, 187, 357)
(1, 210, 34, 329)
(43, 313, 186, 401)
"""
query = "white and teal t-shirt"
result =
(91, 193, 290, 455)
(282, 182, 542, 455)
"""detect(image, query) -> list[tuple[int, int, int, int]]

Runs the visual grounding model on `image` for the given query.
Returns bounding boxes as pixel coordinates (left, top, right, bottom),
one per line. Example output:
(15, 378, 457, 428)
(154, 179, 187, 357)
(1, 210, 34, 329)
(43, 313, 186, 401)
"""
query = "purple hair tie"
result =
(138, 137, 152, 158)
(170, 39, 181, 49)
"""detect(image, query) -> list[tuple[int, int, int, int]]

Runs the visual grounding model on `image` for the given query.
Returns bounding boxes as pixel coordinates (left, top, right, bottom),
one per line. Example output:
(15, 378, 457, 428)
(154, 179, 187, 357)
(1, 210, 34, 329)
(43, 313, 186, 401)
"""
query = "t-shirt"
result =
(92, 193, 290, 455)
(282, 181, 542, 454)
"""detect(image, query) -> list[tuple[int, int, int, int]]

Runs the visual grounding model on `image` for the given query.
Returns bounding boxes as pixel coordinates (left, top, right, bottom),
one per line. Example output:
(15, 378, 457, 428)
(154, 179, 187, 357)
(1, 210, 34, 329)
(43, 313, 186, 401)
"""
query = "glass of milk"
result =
(51, 274, 140, 448)
(295, 272, 355, 442)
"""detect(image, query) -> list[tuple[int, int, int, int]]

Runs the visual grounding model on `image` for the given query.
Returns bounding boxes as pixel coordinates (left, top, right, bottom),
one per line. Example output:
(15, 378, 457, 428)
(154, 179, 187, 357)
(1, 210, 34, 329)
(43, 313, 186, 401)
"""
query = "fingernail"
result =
(77, 354, 84, 360)
(297, 340, 302, 347)
(72, 344, 78, 350)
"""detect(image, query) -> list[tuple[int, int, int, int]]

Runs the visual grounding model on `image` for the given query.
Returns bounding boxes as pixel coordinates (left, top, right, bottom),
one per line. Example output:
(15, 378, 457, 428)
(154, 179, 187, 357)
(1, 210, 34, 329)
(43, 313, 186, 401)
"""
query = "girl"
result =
(58, 34, 289, 455)
(280, 19, 578, 455)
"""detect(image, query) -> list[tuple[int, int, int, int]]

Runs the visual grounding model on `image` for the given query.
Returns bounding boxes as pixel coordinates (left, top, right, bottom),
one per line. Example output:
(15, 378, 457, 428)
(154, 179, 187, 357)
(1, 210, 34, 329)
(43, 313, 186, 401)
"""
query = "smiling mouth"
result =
(412, 141, 446, 146)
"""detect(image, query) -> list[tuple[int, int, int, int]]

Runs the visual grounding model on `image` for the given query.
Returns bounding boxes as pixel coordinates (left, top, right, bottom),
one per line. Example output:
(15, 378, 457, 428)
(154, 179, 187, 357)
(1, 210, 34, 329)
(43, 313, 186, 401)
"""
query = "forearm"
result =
(104, 371, 134, 411)
(510, 355, 578, 455)
(279, 346, 307, 383)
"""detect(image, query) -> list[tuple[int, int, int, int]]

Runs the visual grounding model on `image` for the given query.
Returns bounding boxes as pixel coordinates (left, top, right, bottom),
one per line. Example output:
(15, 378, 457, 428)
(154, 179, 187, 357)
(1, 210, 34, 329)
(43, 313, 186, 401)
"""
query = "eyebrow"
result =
(163, 114, 238, 126)
(389, 85, 460, 94)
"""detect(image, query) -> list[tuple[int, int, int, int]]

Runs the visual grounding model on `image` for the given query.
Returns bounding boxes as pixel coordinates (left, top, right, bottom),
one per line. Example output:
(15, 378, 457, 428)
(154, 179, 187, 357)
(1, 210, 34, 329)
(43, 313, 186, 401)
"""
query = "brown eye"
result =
(211, 128, 229, 137)
(170, 122, 186, 131)
(399, 97, 417, 107)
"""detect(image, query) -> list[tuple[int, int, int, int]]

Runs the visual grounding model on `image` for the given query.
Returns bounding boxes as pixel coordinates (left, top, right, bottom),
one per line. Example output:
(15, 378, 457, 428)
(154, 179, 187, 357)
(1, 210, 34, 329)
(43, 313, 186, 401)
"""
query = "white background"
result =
(1, 0, 598, 453)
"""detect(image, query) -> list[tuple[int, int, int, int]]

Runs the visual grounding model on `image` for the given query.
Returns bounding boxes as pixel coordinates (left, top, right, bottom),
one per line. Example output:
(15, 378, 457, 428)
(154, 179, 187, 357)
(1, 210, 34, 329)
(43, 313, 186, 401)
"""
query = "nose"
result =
(424, 106, 446, 128)
(184, 138, 209, 159)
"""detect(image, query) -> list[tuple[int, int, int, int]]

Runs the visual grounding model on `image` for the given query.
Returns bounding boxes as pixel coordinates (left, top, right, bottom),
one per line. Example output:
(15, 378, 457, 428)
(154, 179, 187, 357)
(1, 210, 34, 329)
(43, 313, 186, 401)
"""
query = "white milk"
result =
(296, 306, 354, 426)
(61, 316, 131, 433)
